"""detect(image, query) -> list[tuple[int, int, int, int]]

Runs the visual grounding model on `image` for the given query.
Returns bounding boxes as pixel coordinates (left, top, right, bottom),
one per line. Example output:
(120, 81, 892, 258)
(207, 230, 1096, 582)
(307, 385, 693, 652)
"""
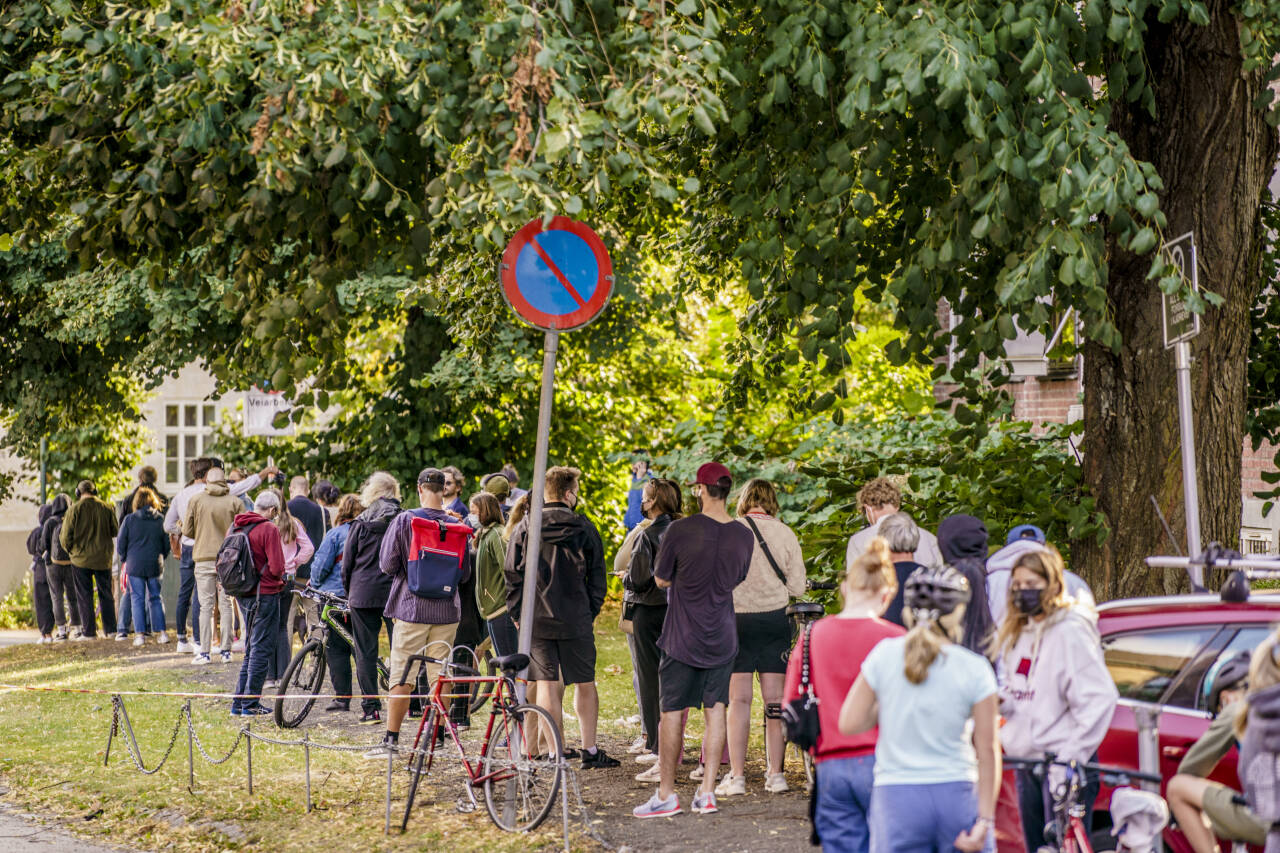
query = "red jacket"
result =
(232, 512, 286, 594)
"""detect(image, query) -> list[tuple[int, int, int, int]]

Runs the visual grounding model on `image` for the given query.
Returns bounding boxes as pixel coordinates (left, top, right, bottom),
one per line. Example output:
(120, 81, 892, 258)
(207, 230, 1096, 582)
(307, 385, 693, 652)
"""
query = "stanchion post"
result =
(246, 731, 253, 795)
(384, 748, 394, 834)
(104, 696, 119, 766)
(186, 700, 195, 790)
(561, 765, 570, 853)
(303, 733, 312, 813)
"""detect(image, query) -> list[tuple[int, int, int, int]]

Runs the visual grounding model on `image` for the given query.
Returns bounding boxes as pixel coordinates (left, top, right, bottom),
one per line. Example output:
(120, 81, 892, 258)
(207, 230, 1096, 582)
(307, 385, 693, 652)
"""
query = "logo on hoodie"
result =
(1016, 657, 1032, 677)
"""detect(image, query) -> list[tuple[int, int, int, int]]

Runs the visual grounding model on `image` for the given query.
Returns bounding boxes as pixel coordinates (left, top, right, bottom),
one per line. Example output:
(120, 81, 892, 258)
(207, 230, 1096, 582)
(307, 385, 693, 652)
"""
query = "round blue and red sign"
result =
(500, 217, 614, 332)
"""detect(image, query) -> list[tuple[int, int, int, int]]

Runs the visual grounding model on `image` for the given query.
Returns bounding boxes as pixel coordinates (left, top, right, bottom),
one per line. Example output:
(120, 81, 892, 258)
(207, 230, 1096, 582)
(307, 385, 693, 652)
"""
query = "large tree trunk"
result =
(1079, 0, 1276, 601)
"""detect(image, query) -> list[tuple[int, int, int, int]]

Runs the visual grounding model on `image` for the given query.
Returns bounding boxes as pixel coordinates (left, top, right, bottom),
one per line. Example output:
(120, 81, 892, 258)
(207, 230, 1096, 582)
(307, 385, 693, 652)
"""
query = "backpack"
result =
(216, 521, 266, 597)
(407, 516, 473, 599)
(48, 519, 72, 565)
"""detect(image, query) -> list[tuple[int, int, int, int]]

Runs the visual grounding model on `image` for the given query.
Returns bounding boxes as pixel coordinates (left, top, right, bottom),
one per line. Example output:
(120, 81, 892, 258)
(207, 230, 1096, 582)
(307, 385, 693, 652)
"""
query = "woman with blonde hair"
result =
(1235, 632, 1280, 853)
(783, 538, 904, 851)
(838, 564, 1000, 853)
(994, 544, 1116, 851)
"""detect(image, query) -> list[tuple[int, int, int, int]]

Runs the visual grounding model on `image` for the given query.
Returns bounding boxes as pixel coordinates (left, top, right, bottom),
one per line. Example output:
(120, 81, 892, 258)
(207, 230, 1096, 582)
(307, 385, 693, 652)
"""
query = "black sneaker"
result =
(359, 709, 382, 725)
(582, 748, 620, 769)
(323, 700, 350, 712)
(562, 748, 580, 760)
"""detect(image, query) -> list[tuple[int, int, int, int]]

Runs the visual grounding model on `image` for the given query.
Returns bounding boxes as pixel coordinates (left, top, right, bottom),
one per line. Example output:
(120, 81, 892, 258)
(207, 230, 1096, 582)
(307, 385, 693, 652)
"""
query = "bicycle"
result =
(1004, 753, 1164, 853)
(779, 579, 835, 792)
(398, 650, 564, 834)
(273, 588, 390, 728)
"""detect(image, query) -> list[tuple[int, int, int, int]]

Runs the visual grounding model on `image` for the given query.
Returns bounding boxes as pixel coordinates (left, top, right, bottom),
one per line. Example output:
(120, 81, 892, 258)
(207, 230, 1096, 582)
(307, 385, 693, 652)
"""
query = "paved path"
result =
(0, 802, 136, 852)
(0, 630, 38, 648)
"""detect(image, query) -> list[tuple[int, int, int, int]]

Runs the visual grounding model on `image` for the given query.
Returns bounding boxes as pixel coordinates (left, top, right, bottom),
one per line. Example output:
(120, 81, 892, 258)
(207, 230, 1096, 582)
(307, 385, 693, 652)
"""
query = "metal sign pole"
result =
(517, 330, 560, 676)
(1175, 339, 1203, 586)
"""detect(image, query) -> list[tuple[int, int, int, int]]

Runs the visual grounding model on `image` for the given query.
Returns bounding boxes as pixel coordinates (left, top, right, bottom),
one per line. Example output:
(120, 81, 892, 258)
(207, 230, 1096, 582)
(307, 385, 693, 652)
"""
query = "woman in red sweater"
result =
(784, 537, 903, 852)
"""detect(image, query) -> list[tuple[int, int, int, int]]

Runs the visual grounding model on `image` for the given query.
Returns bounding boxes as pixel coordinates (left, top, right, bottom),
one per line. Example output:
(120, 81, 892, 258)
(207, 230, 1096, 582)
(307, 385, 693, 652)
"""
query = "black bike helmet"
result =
(904, 565, 972, 618)
(1206, 651, 1251, 712)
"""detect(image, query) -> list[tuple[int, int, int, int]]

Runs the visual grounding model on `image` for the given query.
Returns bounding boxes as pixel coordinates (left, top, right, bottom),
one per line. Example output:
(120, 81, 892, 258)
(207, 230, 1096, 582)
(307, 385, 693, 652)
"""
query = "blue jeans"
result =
(816, 754, 876, 853)
(869, 781, 993, 853)
(233, 592, 280, 712)
(128, 575, 165, 635)
(487, 610, 519, 658)
(177, 544, 200, 643)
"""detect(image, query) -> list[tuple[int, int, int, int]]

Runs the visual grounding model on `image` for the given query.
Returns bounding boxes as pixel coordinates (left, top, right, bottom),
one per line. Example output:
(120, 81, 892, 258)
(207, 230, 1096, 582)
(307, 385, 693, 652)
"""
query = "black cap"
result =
(417, 468, 446, 487)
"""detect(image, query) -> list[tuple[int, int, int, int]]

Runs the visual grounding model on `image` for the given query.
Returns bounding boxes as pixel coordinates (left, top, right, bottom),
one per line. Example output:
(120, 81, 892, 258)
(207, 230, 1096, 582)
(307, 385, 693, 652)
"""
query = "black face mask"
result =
(1014, 588, 1044, 616)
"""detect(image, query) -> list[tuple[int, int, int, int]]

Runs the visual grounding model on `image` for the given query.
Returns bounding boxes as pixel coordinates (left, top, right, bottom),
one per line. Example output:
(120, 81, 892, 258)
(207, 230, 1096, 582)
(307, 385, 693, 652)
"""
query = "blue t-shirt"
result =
(860, 635, 997, 786)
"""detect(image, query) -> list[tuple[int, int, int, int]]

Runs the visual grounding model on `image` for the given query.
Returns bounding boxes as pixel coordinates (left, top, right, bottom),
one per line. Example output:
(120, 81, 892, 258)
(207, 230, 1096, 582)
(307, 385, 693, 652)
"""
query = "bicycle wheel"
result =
(376, 658, 390, 694)
(273, 639, 326, 728)
(401, 707, 438, 832)
(467, 642, 496, 715)
(482, 702, 563, 832)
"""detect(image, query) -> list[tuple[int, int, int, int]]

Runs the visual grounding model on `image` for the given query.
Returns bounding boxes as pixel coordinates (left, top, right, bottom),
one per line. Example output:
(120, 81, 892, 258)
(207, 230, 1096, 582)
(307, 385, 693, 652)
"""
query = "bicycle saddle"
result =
(786, 602, 825, 618)
(493, 653, 530, 674)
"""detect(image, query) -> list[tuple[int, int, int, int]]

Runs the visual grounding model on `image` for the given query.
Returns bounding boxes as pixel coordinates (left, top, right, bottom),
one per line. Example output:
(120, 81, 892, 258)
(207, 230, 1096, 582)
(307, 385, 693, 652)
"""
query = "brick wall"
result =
(1008, 375, 1083, 424)
(1244, 440, 1279, 500)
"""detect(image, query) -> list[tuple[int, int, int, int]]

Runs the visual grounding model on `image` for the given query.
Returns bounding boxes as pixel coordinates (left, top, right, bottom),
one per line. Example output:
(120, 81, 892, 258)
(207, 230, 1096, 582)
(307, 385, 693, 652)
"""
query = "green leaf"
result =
(323, 143, 348, 169)
(692, 106, 716, 137)
(1129, 227, 1157, 254)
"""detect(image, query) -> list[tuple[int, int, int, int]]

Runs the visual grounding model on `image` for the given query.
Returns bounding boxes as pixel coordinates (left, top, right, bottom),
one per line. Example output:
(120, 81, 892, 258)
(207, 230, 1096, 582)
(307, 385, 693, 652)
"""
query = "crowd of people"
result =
(24, 457, 1280, 851)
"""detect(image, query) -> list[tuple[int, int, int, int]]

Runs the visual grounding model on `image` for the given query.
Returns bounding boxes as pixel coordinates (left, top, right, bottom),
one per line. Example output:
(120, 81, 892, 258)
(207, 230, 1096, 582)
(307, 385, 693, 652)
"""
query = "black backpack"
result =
(216, 521, 265, 597)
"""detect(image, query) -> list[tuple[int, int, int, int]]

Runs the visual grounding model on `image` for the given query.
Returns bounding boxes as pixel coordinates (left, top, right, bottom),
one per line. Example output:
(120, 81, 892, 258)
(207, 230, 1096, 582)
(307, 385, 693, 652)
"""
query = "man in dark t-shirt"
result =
(633, 462, 752, 820)
(287, 476, 326, 580)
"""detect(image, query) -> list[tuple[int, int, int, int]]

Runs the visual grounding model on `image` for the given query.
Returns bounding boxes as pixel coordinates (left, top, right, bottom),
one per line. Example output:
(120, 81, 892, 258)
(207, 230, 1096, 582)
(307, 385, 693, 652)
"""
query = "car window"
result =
(1186, 626, 1274, 711)
(1102, 627, 1220, 704)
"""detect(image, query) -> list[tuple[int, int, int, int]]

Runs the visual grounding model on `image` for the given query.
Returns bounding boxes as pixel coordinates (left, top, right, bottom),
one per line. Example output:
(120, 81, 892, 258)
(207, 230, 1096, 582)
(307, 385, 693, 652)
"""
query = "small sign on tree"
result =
(1161, 231, 1201, 349)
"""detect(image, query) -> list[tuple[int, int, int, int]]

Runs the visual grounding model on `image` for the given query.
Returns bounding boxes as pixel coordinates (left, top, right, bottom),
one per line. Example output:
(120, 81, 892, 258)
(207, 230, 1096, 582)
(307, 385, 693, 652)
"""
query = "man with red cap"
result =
(633, 462, 754, 819)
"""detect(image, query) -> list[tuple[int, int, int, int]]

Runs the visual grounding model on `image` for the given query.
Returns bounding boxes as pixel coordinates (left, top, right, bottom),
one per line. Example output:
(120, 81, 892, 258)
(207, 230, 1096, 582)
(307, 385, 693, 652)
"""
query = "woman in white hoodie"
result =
(994, 544, 1117, 851)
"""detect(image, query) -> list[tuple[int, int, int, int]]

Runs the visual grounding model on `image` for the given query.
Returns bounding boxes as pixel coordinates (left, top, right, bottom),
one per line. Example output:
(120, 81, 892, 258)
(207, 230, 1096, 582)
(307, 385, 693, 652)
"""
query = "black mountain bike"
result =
(780, 579, 835, 792)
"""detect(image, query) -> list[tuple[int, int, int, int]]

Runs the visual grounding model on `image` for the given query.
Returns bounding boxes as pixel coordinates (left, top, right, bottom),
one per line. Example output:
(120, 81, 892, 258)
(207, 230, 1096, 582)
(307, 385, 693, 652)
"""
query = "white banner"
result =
(244, 388, 295, 436)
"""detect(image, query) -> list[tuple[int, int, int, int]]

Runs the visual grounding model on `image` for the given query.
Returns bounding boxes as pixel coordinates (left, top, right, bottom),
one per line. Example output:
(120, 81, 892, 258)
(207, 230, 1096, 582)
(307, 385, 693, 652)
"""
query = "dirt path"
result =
(57, 640, 814, 851)
(0, 797, 141, 853)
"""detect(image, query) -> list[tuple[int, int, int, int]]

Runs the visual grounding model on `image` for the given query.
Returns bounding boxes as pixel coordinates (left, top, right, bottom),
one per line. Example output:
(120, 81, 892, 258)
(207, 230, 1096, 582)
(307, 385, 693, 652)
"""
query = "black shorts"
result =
(529, 636, 596, 685)
(659, 654, 732, 712)
(732, 608, 790, 674)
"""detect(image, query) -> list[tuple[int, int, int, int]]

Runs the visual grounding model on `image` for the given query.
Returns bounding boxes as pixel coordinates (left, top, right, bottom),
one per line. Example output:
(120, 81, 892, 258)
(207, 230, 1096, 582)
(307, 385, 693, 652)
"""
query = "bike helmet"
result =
(1205, 651, 1251, 712)
(904, 565, 971, 619)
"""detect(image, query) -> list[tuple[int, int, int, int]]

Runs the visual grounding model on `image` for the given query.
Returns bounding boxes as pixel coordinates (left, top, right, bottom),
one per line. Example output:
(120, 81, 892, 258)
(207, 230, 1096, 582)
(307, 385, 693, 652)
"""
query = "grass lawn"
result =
(0, 604, 663, 852)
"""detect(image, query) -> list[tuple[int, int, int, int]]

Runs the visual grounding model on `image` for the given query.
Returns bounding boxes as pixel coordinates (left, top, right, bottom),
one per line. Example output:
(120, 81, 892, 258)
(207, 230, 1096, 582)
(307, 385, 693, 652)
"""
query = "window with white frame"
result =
(163, 403, 218, 485)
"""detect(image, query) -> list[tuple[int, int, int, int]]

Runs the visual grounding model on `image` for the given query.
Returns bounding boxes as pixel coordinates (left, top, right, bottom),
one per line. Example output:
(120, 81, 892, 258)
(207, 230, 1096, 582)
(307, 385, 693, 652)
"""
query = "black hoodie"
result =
(26, 504, 52, 582)
(504, 502, 606, 640)
(40, 495, 71, 565)
(341, 497, 402, 609)
(937, 513, 996, 660)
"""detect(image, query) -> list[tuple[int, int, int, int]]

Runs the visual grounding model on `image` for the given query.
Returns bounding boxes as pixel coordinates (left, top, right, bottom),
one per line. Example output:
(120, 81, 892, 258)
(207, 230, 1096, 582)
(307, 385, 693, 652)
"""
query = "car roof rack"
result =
(1145, 554, 1280, 601)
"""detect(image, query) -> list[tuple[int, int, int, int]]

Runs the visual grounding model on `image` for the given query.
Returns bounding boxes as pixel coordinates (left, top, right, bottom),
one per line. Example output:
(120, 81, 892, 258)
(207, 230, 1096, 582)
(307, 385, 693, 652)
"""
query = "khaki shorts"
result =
(387, 620, 458, 689)
(1203, 780, 1269, 846)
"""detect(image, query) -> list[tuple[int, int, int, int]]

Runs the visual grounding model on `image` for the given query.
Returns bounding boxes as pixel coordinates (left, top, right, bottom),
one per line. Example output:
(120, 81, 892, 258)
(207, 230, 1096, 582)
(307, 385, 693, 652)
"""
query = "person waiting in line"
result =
(615, 487, 655, 759)
(1166, 651, 1266, 852)
(442, 466, 468, 518)
(838, 565, 1001, 853)
(632, 462, 753, 819)
(626, 477, 683, 780)
(718, 478, 807, 797)
(994, 543, 1116, 852)
(229, 491, 287, 717)
(41, 494, 81, 641)
(183, 468, 245, 664)
(116, 487, 170, 646)
(937, 514, 997, 659)
(60, 480, 119, 639)
(876, 512, 926, 627)
(341, 472, 403, 725)
(308, 493, 364, 713)
(846, 477, 942, 568)
(502, 491, 528, 540)
(471, 492, 514, 657)
(624, 454, 654, 532)
(785, 537, 903, 852)
(268, 491, 314, 688)
(363, 468, 470, 759)
(26, 503, 55, 644)
(504, 466, 620, 770)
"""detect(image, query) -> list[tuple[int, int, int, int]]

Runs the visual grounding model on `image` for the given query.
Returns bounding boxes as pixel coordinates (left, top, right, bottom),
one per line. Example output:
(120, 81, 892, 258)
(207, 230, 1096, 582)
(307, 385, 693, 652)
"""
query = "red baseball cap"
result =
(689, 462, 733, 487)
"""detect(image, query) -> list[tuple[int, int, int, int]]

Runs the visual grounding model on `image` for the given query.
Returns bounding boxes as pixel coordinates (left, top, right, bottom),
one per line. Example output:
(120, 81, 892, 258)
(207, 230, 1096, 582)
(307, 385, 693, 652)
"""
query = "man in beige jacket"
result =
(182, 468, 245, 665)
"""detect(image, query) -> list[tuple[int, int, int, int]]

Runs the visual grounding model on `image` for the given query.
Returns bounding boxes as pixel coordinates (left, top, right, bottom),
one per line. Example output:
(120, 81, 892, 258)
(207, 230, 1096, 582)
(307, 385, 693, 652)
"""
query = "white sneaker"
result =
(689, 764, 705, 781)
(635, 751, 658, 764)
(635, 763, 662, 783)
(263, 679, 279, 690)
(132, 635, 145, 647)
(232, 638, 245, 653)
(363, 739, 398, 760)
(691, 791, 719, 815)
(191, 653, 211, 666)
(71, 633, 90, 642)
(157, 632, 170, 645)
(715, 773, 746, 797)
(764, 772, 789, 793)
(628, 736, 647, 754)
(175, 639, 193, 654)
(220, 650, 232, 664)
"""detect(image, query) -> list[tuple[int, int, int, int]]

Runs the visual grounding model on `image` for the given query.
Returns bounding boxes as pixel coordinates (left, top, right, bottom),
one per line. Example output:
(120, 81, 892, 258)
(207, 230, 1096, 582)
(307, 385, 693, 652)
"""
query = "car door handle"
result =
(1162, 746, 1188, 758)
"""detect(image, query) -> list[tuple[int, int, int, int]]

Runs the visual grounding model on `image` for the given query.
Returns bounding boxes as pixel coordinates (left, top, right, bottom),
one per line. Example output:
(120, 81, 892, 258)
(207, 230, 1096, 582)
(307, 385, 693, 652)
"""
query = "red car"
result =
(1091, 592, 1280, 851)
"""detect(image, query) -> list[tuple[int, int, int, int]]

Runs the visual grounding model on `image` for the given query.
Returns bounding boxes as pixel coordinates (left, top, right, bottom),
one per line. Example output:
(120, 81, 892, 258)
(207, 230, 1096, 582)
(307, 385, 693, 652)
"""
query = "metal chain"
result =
(113, 697, 186, 775)
(187, 714, 246, 766)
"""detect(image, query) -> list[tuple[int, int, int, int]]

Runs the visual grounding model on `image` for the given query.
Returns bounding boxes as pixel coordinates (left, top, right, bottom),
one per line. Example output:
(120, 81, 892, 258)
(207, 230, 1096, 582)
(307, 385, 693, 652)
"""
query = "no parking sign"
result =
(500, 217, 614, 332)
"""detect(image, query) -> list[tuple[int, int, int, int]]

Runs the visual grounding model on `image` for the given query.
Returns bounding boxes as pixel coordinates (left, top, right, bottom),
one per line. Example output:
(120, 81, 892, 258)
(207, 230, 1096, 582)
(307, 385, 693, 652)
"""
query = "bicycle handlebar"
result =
(1003, 755, 1162, 786)
(807, 580, 837, 591)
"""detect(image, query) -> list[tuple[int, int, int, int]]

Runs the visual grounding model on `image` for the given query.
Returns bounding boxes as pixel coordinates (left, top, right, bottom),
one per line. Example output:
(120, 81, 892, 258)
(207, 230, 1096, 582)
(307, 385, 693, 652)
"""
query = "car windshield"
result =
(1102, 627, 1219, 704)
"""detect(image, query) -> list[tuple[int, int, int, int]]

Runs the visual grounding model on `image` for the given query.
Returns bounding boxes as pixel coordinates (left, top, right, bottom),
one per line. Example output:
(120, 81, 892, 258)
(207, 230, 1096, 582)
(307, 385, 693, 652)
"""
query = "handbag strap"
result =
(801, 621, 817, 699)
(744, 516, 790, 591)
